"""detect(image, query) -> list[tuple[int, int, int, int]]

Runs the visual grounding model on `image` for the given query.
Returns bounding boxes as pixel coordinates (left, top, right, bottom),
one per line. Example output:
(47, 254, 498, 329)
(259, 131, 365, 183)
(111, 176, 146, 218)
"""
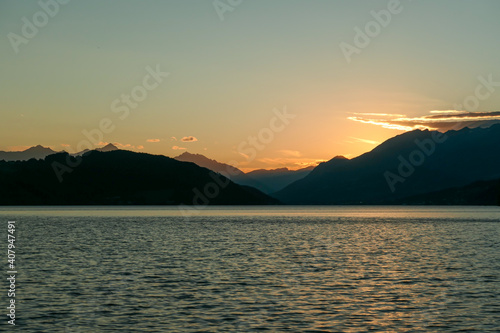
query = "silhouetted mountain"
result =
(73, 143, 120, 156)
(0, 145, 58, 162)
(174, 152, 315, 194)
(276, 125, 500, 205)
(174, 152, 244, 177)
(0, 150, 279, 205)
(234, 166, 314, 194)
(96, 143, 119, 152)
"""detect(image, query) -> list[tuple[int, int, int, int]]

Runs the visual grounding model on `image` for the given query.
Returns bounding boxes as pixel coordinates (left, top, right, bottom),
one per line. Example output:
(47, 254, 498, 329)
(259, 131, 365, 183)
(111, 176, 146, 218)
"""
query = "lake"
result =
(1, 206, 499, 332)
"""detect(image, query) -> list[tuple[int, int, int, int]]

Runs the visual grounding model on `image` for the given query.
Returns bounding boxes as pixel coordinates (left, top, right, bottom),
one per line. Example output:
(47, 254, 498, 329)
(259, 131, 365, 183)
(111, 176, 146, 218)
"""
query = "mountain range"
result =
(0, 145, 58, 162)
(0, 143, 120, 161)
(275, 124, 500, 204)
(234, 166, 314, 194)
(174, 152, 245, 177)
(1, 125, 499, 205)
(0, 146, 313, 195)
(174, 152, 313, 193)
(0, 150, 278, 205)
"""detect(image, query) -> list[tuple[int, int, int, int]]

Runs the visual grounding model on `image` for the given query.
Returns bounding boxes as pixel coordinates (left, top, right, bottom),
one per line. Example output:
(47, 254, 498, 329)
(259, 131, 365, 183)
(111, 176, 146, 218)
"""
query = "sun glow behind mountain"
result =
(1, 1, 500, 170)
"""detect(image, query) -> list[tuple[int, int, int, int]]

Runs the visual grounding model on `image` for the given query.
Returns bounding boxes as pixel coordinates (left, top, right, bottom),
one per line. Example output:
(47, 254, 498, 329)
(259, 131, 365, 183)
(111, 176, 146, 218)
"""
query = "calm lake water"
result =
(1, 206, 499, 332)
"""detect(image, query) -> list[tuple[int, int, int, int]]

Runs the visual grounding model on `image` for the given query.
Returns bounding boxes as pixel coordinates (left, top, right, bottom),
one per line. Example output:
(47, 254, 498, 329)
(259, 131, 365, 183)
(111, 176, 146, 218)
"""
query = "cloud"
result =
(146, 139, 160, 143)
(61, 144, 71, 147)
(348, 137, 380, 145)
(137, 145, 144, 150)
(172, 146, 186, 150)
(278, 150, 302, 157)
(181, 136, 198, 142)
(237, 151, 250, 159)
(114, 143, 133, 148)
(171, 137, 177, 141)
(347, 117, 416, 131)
(428, 110, 468, 115)
(352, 112, 406, 117)
(348, 110, 500, 131)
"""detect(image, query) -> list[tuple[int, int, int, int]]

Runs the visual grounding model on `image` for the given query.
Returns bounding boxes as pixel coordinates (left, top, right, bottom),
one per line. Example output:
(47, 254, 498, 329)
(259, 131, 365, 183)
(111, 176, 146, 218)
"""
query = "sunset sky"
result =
(1, 0, 500, 170)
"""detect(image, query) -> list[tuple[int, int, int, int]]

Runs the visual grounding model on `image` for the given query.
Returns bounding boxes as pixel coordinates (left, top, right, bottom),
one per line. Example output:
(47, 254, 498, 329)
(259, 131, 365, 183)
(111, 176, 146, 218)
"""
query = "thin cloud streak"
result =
(429, 110, 468, 115)
(349, 137, 380, 145)
(349, 111, 500, 131)
(347, 117, 415, 131)
(351, 112, 406, 117)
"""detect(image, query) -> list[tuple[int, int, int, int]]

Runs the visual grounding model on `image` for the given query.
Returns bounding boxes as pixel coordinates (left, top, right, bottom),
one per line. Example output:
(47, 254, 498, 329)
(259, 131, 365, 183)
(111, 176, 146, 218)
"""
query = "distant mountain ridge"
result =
(96, 143, 119, 152)
(0, 145, 58, 162)
(0, 146, 313, 195)
(174, 152, 244, 176)
(74, 143, 120, 156)
(0, 143, 121, 161)
(276, 124, 500, 204)
(246, 166, 315, 176)
(0, 150, 278, 205)
(4, 125, 500, 206)
(235, 166, 315, 194)
(174, 151, 315, 194)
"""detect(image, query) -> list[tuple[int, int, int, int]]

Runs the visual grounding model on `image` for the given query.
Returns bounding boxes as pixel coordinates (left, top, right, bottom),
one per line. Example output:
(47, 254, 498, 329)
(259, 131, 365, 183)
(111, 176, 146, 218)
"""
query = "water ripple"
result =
(4, 211, 499, 332)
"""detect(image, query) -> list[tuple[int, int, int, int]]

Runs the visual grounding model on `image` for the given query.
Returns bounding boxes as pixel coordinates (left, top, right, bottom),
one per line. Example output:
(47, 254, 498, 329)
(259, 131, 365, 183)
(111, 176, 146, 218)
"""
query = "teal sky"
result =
(1, 0, 500, 170)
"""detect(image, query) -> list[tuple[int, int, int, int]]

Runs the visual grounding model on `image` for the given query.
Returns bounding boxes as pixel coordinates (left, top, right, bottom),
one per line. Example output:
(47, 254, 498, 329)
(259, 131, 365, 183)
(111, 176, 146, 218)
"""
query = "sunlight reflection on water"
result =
(1, 207, 499, 332)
